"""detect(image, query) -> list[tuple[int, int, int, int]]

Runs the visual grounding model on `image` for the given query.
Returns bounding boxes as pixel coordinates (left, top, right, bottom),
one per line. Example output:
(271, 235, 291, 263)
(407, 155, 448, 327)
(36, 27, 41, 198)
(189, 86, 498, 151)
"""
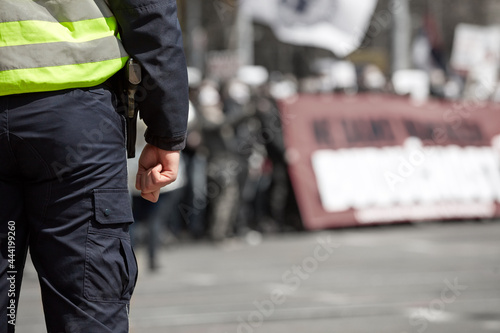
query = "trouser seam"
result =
(4, 110, 18, 168)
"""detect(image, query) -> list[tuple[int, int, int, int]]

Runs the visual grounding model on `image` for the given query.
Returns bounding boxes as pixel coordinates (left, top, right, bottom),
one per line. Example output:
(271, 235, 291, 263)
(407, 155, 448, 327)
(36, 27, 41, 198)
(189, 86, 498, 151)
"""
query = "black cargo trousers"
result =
(0, 85, 138, 333)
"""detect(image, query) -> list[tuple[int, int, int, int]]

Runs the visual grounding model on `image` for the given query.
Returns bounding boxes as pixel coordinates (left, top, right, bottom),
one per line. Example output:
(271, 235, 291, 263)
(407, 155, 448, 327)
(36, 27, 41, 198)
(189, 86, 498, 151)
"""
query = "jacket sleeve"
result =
(108, 0, 189, 151)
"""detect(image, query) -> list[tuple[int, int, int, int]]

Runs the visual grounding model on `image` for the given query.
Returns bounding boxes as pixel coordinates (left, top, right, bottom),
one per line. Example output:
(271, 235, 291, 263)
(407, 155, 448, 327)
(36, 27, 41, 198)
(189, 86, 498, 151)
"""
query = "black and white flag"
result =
(241, 0, 378, 57)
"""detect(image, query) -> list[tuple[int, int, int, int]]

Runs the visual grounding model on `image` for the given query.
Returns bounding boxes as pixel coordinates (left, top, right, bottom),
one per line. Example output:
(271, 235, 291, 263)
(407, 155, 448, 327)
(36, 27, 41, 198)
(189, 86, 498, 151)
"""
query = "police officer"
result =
(0, 0, 188, 332)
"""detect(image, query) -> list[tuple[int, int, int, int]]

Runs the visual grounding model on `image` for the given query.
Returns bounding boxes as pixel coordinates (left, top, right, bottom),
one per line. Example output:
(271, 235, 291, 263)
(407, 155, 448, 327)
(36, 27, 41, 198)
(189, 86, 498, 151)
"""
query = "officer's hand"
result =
(135, 144, 180, 203)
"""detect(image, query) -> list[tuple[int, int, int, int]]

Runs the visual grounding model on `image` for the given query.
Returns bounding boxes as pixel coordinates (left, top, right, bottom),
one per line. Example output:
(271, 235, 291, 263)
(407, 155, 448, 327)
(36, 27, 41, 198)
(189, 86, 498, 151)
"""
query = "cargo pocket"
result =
(84, 189, 138, 302)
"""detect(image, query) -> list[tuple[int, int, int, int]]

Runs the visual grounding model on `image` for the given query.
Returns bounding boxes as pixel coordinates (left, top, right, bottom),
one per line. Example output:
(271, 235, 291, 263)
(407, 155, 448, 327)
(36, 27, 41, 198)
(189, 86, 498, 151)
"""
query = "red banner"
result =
(279, 94, 500, 229)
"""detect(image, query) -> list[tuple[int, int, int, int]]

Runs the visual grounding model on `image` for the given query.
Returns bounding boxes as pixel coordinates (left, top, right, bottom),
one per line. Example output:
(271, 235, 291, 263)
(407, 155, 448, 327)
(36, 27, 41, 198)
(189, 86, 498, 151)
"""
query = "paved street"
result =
(15, 220, 500, 333)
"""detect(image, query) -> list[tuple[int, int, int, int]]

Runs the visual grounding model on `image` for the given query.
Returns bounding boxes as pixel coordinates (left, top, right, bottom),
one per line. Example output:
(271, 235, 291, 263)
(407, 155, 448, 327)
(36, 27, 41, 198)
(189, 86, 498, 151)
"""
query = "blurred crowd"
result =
(128, 66, 305, 270)
(128, 45, 500, 270)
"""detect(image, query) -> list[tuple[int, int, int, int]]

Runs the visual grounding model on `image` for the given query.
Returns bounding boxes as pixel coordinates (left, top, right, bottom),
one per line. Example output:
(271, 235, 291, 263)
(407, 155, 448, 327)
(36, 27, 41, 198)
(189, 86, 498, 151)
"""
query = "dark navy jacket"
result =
(109, 0, 189, 151)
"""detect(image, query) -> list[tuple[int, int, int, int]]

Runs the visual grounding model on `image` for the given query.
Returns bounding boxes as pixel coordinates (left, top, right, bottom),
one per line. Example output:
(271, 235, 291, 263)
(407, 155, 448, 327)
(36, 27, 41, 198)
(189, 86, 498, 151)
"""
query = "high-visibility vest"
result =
(0, 0, 129, 96)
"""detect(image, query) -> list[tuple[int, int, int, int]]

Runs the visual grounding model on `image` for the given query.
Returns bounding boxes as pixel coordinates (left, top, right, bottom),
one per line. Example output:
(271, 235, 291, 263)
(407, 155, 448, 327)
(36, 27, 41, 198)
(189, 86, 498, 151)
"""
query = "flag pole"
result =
(391, 0, 412, 72)
(236, 1, 254, 66)
(186, 0, 204, 71)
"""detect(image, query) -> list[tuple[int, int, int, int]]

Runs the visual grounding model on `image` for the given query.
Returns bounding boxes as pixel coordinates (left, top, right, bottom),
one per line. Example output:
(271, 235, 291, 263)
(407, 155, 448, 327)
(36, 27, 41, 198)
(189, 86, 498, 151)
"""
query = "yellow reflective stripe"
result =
(0, 57, 128, 96)
(0, 36, 128, 71)
(0, 17, 118, 47)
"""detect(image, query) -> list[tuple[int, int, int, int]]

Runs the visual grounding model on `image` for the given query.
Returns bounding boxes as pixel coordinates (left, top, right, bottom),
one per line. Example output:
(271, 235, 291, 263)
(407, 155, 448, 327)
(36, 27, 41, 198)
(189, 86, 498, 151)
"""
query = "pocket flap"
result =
(93, 189, 133, 224)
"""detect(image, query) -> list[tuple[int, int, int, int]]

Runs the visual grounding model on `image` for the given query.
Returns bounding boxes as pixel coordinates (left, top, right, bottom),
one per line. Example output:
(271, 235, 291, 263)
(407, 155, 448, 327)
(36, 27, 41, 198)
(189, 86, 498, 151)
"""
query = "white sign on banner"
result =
(240, 0, 378, 57)
(311, 138, 500, 223)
